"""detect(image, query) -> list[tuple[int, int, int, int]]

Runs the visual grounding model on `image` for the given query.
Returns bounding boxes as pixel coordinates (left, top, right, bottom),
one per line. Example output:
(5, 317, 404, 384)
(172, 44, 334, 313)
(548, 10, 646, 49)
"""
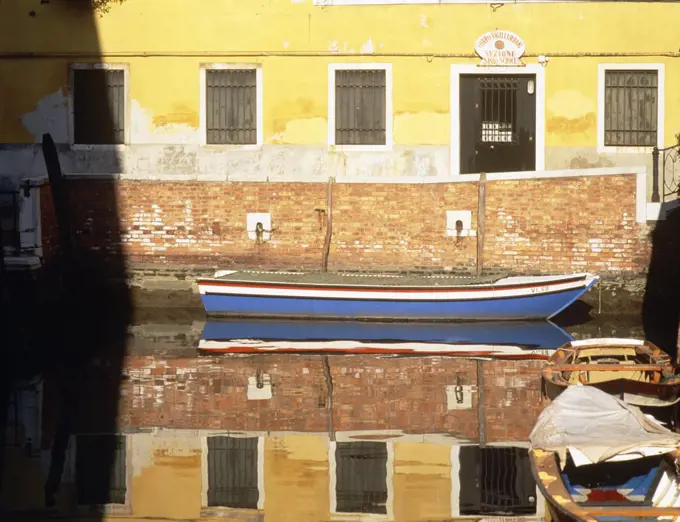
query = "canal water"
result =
(2, 312, 645, 521)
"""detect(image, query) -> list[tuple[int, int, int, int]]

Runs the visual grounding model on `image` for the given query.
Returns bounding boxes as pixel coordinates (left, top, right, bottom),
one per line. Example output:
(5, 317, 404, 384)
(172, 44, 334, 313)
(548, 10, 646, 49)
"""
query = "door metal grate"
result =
(479, 78, 519, 144)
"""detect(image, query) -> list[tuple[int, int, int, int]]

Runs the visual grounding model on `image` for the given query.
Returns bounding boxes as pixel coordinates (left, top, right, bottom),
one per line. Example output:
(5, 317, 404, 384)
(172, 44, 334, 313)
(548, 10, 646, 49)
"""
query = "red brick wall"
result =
(42, 173, 650, 274)
(106, 355, 545, 442)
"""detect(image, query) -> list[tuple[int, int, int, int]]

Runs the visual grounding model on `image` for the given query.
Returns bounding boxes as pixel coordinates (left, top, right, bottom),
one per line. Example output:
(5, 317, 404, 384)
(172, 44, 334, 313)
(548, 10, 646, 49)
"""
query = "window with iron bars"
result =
(207, 436, 259, 509)
(72, 68, 126, 145)
(206, 69, 258, 145)
(0, 189, 22, 256)
(335, 69, 387, 146)
(335, 441, 388, 514)
(604, 70, 658, 147)
(459, 445, 537, 516)
(76, 434, 127, 506)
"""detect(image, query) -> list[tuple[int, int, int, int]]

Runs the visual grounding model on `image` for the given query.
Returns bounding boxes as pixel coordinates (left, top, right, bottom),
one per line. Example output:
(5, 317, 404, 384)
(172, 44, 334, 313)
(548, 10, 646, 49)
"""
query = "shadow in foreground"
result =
(1, 1, 130, 519)
(642, 202, 680, 362)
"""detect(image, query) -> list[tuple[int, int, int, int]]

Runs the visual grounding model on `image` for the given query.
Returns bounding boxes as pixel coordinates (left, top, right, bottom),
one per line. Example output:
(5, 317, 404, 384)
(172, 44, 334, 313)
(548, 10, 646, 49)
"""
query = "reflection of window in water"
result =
(459, 445, 537, 516)
(480, 77, 519, 144)
(207, 436, 259, 509)
(335, 441, 388, 514)
(76, 434, 127, 506)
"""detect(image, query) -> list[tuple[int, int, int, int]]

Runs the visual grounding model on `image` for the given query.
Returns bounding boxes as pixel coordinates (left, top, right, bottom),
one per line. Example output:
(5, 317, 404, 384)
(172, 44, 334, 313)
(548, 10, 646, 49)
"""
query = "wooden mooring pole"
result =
(476, 172, 486, 277)
(321, 176, 334, 272)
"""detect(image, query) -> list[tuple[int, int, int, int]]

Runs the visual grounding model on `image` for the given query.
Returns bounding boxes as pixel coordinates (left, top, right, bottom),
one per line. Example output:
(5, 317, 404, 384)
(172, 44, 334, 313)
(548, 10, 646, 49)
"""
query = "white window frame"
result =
(328, 440, 395, 521)
(200, 434, 266, 515)
(450, 64, 546, 177)
(199, 63, 264, 150)
(597, 63, 665, 155)
(450, 443, 545, 519)
(68, 63, 130, 151)
(328, 63, 393, 152)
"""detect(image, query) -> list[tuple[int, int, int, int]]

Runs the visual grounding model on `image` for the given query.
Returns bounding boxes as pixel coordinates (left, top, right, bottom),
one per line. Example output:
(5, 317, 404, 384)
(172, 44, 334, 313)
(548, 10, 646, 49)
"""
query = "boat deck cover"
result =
(209, 270, 508, 287)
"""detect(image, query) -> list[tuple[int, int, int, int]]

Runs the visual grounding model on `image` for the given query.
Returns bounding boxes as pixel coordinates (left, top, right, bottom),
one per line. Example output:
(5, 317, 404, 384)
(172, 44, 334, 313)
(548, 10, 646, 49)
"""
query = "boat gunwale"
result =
(197, 272, 594, 292)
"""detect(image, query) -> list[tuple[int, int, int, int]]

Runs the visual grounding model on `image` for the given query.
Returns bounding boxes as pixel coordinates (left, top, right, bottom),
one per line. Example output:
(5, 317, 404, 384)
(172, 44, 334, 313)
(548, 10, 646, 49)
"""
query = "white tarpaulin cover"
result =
(529, 386, 680, 467)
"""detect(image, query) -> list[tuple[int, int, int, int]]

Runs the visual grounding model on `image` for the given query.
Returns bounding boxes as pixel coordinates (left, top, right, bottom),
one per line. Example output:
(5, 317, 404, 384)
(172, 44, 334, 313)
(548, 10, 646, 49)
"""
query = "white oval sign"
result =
(475, 30, 526, 67)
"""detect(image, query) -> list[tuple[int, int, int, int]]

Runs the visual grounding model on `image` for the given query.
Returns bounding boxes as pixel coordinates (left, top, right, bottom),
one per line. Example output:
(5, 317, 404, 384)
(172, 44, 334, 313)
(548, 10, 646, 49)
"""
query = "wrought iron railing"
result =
(652, 142, 680, 202)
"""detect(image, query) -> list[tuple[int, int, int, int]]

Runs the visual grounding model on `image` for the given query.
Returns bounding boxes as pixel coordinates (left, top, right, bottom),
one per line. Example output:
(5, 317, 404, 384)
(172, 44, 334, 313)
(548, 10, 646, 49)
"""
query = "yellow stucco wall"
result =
(1, 0, 679, 150)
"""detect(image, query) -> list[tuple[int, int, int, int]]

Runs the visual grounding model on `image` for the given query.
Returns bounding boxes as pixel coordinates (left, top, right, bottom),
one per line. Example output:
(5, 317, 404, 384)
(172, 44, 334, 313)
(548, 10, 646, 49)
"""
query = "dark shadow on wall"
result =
(642, 201, 680, 362)
(0, 0, 130, 518)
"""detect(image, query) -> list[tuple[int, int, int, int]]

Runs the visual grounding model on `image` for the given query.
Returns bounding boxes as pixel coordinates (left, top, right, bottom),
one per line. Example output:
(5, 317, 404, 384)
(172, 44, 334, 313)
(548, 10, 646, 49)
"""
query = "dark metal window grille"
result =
(460, 446, 536, 516)
(0, 190, 21, 256)
(76, 434, 127, 505)
(480, 77, 519, 144)
(604, 70, 658, 147)
(335, 69, 386, 146)
(335, 441, 388, 514)
(206, 70, 257, 145)
(207, 436, 259, 509)
(73, 69, 125, 145)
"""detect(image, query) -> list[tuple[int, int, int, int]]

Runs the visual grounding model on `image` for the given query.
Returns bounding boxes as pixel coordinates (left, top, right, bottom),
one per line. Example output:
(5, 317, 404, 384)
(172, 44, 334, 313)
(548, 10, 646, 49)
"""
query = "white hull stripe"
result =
(198, 278, 594, 301)
(198, 339, 554, 356)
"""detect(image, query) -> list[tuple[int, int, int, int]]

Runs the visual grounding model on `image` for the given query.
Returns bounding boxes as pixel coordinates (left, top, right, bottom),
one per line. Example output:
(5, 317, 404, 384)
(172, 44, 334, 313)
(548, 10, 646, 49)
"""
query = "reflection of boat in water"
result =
(197, 270, 599, 321)
(530, 386, 680, 522)
(199, 318, 574, 355)
(542, 338, 680, 407)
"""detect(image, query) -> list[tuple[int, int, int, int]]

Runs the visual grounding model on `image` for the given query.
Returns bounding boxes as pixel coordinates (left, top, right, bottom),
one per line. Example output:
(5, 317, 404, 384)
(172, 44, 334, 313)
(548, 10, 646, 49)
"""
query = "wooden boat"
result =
(200, 318, 575, 350)
(530, 386, 680, 522)
(197, 270, 599, 321)
(542, 338, 680, 407)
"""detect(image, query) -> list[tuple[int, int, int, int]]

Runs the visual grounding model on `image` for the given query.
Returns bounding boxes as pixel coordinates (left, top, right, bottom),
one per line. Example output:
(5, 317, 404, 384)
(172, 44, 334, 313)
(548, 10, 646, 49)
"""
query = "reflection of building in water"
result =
(114, 355, 545, 440)
(11, 430, 544, 521)
(2, 355, 547, 519)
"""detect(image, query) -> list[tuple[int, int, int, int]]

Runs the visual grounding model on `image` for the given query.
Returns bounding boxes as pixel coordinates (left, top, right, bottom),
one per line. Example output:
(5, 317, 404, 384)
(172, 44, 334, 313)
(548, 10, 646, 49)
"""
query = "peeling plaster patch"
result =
(21, 89, 69, 143)
(420, 14, 429, 27)
(282, 117, 327, 145)
(131, 100, 200, 145)
(360, 38, 375, 54)
(547, 91, 595, 120)
(329, 41, 355, 53)
(269, 132, 285, 144)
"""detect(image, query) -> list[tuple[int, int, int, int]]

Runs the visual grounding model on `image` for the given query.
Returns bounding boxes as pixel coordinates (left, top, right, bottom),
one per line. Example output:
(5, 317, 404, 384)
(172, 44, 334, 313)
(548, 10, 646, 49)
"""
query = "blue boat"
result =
(197, 270, 599, 321)
(199, 318, 574, 354)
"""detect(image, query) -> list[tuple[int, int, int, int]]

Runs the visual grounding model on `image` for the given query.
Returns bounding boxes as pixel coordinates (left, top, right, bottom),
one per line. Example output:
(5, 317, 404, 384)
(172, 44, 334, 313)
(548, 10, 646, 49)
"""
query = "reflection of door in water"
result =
(460, 75, 536, 174)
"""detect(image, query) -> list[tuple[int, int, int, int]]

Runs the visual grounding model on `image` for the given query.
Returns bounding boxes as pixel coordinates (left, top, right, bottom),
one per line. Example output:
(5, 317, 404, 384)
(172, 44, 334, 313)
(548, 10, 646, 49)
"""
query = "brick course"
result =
(71, 355, 547, 442)
(40, 174, 650, 274)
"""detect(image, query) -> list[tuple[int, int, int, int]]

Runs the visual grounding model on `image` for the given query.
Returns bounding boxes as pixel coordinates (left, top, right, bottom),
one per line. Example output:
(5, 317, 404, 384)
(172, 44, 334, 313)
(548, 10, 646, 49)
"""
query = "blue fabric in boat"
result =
(562, 466, 658, 500)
